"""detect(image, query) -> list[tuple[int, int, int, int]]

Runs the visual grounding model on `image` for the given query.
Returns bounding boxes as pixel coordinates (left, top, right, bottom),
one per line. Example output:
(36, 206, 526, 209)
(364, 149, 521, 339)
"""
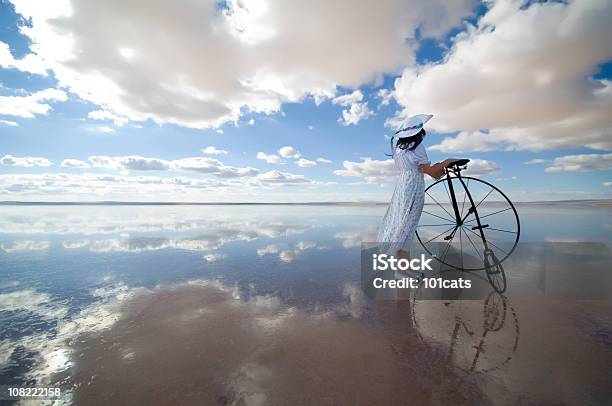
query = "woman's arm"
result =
(419, 159, 459, 179)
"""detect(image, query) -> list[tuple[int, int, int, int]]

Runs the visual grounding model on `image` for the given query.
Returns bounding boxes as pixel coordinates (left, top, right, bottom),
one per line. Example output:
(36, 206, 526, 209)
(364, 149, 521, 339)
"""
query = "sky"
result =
(0, 0, 610, 202)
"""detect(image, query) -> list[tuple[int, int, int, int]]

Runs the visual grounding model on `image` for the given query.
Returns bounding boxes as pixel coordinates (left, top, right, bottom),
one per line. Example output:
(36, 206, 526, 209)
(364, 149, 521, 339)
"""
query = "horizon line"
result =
(0, 199, 611, 206)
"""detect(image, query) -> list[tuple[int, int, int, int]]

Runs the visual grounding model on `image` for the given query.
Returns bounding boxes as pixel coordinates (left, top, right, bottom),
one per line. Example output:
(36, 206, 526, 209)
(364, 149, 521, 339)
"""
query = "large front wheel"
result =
(416, 176, 520, 271)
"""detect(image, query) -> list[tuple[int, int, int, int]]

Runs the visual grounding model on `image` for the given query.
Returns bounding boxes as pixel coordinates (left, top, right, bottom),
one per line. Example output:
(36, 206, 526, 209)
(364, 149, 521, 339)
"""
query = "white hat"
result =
(394, 114, 433, 138)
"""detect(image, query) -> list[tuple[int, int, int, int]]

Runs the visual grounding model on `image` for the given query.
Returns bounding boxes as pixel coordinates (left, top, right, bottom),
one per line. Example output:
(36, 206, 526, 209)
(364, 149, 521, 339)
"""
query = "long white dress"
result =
(377, 142, 430, 254)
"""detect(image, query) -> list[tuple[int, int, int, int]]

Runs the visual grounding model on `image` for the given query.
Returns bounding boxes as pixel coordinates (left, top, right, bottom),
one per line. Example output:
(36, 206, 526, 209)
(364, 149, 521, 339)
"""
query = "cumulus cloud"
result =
(332, 90, 364, 106)
(338, 101, 374, 126)
(0, 88, 67, 118)
(1, 154, 53, 167)
(257, 152, 284, 164)
(524, 159, 550, 165)
(8, 0, 474, 128)
(89, 156, 170, 171)
(393, 0, 612, 152)
(333, 156, 497, 181)
(377, 88, 393, 108)
(0, 119, 19, 127)
(334, 158, 397, 183)
(89, 125, 115, 134)
(0, 169, 315, 199)
(202, 146, 228, 155)
(257, 170, 311, 185)
(278, 146, 301, 159)
(462, 158, 498, 176)
(296, 158, 316, 168)
(85, 154, 258, 178)
(87, 110, 128, 127)
(316, 157, 332, 164)
(545, 153, 612, 173)
(60, 159, 90, 168)
(0, 41, 47, 75)
(333, 90, 374, 126)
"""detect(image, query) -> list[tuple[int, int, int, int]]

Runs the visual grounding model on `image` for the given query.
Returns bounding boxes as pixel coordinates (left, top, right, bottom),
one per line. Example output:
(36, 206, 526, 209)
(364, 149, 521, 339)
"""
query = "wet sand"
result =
(59, 281, 612, 405)
(65, 283, 485, 405)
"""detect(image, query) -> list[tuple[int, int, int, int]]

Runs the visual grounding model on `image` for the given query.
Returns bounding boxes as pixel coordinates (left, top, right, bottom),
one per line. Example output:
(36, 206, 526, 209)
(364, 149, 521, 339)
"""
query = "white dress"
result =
(377, 143, 430, 254)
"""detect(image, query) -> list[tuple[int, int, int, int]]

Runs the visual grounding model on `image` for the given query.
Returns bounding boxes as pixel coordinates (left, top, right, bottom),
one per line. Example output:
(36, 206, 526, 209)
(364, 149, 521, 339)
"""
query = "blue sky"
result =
(0, 0, 610, 202)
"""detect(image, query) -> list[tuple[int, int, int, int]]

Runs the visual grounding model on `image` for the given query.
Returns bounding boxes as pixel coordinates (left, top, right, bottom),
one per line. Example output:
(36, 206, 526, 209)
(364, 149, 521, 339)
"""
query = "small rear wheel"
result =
(484, 249, 507, 294)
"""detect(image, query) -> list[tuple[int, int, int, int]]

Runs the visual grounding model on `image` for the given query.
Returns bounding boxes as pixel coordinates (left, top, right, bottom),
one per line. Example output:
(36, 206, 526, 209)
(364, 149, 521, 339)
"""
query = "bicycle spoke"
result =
(443, 180, 453, 207)
(475, 188, 495, 210)
(440, 229, 456, 263)
(424, 225, 457, 245)
(422, 210, 455, 223)
(426, 191, 455, 220)
(418, 223, 457, 227)
(463, 226, 509, 257)
(465, 207, 512, 223)
(462, 226, 483, 261)
(459, 227, 464, 270)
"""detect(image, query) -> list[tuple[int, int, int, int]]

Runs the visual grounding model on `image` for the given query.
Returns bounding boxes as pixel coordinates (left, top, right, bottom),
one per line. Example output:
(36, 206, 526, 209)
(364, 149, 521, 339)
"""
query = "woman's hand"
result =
(419, 159, 459, 179)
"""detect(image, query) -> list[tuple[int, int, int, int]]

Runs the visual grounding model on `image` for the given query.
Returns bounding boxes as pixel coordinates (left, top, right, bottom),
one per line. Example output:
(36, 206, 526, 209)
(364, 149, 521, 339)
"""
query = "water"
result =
(0, 204, 610, 405)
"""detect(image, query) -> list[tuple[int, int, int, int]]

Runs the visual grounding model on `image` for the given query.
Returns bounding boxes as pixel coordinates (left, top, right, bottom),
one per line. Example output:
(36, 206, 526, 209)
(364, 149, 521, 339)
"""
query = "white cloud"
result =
(9, 0, 474, 128)
(334, 157, 396, 183)
(545, 153, 612, 173)
(393, 0, 612, 152)
(90, 126, 116, 134)
(603, 181, 611, 187)
(0, 88, 67, 118)
(333, 90, 374, 126)
(86, 154, 263, 179)
(278, 146, 301, 159)
(257, 152, 284, 164)
(0, 119, 18, 127)
(333, 156, 498, 181)
(60, 159, 90, 168)
(1, 154, 53, 167)
(462, 158, 498, 177)
(338, 101, 374, 126)
(89, 156, 171, 171)
(174, 157, 258, 178)
(0, 41, 47, 75)
(0, 170, 313, 199)
(332, 90, 363, 106)
(524, 159, 550, 165)
(307, 125, 314, 130)
(203, 146, 228, 155)
(87, 110, 128, 127)
(316, 157, 332, 164)
(256, 170, 311, 185)
(377, 88, 393, 108)
(296, 158, 316, 168)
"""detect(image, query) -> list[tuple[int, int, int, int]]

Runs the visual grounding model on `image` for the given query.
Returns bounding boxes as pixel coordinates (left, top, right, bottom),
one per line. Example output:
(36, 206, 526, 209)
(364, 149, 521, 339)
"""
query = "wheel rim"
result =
(416, 175, 520, 271)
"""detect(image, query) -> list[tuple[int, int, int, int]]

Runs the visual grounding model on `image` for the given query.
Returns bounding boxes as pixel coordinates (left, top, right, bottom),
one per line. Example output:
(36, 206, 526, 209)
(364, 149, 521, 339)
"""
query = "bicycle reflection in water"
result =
(409, 290, 520, 375)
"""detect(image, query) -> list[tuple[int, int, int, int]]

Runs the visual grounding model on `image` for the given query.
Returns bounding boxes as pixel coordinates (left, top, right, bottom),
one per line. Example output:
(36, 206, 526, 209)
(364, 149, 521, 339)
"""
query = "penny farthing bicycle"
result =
(415, 159, 520, 293)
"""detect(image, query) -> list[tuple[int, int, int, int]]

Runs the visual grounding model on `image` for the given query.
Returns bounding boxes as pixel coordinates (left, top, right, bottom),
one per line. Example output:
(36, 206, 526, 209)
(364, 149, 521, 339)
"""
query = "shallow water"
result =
(0, 204, 610, 405)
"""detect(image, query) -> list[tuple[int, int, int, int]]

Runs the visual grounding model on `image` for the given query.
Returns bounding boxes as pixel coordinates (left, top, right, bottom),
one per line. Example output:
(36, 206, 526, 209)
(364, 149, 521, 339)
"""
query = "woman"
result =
(377, 114, 457, 260)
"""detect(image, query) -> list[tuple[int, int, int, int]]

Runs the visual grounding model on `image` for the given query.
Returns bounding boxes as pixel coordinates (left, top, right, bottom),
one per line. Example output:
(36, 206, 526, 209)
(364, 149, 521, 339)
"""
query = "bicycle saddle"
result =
(448, 159, 470, 168)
